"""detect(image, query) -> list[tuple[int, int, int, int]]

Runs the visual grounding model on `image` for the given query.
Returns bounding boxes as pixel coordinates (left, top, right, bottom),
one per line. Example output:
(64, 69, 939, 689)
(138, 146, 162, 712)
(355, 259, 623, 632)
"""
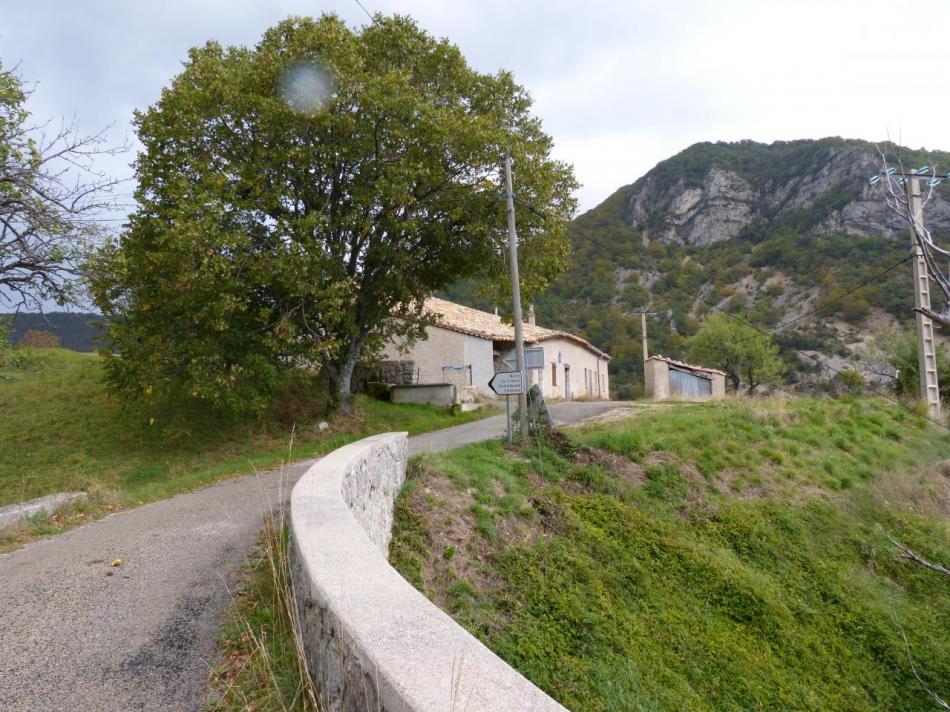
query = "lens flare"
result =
(280, 62, 334, 115)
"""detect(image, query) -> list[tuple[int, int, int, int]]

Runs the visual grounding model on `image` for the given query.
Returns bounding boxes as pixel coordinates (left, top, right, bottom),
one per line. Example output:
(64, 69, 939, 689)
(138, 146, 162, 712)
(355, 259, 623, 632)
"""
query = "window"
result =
(551, 363, 557, 387)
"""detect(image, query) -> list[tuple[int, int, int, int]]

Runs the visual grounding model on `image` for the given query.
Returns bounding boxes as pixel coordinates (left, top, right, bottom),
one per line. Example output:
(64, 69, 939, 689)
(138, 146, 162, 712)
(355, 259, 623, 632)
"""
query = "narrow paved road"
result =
(0, 401, 625, 712)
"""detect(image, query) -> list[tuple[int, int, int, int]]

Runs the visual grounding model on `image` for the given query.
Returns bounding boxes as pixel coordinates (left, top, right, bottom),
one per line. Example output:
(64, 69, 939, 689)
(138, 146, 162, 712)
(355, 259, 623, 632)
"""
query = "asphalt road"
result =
(0, 400, 625, 712)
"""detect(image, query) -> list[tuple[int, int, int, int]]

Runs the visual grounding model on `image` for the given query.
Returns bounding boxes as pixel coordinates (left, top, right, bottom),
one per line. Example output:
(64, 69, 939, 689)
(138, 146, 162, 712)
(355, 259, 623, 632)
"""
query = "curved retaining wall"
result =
(289, 432, 567, 712)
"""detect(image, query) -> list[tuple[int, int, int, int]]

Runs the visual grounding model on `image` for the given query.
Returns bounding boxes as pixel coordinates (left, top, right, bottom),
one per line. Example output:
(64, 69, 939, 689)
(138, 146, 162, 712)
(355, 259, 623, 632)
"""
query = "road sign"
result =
(502, 346, 544, 371)
(489, 370, 523, 396)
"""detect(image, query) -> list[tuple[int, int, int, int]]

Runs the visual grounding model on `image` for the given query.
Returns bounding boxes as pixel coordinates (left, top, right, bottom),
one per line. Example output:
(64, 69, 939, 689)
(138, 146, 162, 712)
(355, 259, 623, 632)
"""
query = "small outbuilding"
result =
(645, 356, 726, 401)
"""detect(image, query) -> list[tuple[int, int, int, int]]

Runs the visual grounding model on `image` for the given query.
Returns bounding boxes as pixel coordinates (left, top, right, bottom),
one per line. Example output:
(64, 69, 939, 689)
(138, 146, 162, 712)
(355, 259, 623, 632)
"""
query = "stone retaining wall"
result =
(289, 432, 567, 712)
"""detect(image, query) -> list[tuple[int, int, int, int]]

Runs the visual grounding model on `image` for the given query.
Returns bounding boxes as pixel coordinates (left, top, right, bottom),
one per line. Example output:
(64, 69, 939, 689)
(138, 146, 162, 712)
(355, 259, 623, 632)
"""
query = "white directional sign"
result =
(488, 370, 523, 396)
(502, 346, 544, 371)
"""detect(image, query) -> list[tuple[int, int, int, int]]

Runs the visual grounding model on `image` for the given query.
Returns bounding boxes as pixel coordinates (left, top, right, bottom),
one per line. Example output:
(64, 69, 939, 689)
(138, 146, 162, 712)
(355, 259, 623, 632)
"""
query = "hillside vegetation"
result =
(0, 348, 489, 549)
(391, 398, 950, 711)
(443, 138, 950, 397)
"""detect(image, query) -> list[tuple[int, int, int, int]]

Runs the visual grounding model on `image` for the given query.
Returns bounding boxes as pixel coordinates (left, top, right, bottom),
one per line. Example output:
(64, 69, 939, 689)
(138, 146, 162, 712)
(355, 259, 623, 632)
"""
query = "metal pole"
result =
(504, 155, 530, 439)
(906, 176, 941, 418)
(505, 395, 512, 443)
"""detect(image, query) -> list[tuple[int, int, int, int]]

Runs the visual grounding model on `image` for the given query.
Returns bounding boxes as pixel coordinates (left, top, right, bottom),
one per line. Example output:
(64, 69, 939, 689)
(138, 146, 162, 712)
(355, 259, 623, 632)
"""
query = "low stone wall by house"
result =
(390, 383, 457, 406)
(288, 432, 567, 712)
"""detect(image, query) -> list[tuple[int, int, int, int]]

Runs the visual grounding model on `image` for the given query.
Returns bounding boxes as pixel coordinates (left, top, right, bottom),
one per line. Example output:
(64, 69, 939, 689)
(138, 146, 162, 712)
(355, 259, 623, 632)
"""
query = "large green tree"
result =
(93, 14, 576, 412)
(688, 312, 784, 393)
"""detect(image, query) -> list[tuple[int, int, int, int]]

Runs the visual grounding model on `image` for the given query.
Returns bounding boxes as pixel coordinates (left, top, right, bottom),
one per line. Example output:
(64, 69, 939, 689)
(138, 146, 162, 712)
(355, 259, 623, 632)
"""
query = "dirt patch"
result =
(573, 446, 646, 486)
(644, 451, 677, 467)
(713, 467, 781, 500)
(399, 473, 541, 612)
(867, 461, 950, 519)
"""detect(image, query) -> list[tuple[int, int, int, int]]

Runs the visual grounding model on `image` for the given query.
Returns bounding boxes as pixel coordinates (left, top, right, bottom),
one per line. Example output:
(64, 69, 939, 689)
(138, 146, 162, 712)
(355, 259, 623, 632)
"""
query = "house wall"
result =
(536, 338, 610, 401)
(711, 373, 726, 400)
(464, 334, 495, 397)
(645, 358, 670, 400)
(384, 328, 610, 401)
(383, 326, 465, 386)
(383, 327, 497, 397)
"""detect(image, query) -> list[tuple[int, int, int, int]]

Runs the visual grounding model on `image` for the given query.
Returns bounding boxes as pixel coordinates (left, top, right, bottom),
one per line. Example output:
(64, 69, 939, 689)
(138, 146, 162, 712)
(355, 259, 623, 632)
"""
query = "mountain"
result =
(2, 312, 106, 352)
(533, 138, 950, 397)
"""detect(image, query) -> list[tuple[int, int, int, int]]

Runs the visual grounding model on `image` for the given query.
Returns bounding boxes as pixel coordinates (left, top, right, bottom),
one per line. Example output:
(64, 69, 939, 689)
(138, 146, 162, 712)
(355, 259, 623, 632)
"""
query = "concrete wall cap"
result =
(290, 432, 567, 712)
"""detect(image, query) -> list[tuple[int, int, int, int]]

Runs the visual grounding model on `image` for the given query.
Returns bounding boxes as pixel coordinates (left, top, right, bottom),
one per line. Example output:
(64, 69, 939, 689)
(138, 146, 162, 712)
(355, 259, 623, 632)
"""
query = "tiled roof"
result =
(647, 355, 725, 376)
(424, 297, 610, 360)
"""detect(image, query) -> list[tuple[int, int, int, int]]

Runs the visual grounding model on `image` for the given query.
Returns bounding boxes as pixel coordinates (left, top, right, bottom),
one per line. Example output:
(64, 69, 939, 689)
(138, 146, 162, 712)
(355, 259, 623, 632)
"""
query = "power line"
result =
(521, 197, 949, 431)
(767, 254, 913, 332)
(353, 0, 379, 25)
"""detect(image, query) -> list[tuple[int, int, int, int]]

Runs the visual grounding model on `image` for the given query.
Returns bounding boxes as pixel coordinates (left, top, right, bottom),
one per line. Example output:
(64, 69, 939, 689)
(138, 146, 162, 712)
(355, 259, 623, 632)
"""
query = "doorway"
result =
(564, 364, 571, 399)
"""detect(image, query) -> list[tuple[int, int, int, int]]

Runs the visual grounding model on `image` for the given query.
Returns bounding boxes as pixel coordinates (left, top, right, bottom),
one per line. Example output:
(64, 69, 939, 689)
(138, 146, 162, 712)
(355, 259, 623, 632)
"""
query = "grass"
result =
(0, 348, 494, 550)
(390, 397, 950, 711)
(205, 513, 317, 711)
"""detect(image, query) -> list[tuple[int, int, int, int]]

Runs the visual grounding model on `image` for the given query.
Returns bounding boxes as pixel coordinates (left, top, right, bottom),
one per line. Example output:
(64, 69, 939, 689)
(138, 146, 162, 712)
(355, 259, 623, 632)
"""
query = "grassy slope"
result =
(0, 348, 491, 548)
(390, 398, 950, 711)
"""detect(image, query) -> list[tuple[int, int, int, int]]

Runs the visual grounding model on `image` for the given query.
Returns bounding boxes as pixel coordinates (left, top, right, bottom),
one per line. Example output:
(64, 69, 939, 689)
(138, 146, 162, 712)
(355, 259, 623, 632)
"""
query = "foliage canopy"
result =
(688, 312, 784, 392)
(93, 14, 576, 411)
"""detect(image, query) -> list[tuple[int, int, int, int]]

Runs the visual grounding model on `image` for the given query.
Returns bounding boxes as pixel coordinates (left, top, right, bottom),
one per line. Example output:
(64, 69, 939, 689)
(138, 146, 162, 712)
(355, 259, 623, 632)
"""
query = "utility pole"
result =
(906, 176, 942, 418)
(633, 310, 657, 366)
(504, 155, 529, 439)
(641, 313, 649, 363)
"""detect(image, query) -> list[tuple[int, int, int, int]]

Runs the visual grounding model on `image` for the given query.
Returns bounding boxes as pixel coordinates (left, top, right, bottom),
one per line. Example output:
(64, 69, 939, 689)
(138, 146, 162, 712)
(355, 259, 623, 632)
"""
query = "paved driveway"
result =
(0, 401, 626, 712)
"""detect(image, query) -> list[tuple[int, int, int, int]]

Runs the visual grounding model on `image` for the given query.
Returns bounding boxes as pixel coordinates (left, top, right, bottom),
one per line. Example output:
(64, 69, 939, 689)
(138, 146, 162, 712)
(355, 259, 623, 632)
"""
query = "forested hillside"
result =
(528, 138, 950, 396)
(2, 313, 105, 351)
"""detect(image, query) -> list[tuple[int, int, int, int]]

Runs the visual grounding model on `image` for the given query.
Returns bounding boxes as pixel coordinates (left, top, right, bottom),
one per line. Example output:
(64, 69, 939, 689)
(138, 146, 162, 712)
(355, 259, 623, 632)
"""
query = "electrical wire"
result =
(518, 196, 950, 431)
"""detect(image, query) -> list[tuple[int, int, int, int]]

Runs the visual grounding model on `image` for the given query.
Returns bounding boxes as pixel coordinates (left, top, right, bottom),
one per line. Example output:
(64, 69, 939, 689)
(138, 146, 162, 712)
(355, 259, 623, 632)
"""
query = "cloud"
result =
(3, 0, 950, 219)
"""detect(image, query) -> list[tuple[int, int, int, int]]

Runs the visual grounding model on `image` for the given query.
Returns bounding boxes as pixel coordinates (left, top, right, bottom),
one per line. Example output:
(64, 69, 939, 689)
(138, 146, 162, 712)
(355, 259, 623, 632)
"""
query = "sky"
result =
(4, 0, 950, 215)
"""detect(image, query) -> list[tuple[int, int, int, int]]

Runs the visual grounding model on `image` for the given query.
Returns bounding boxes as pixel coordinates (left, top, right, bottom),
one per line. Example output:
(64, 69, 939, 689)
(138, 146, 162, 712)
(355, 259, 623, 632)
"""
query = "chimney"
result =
(527, 305, 536, 326)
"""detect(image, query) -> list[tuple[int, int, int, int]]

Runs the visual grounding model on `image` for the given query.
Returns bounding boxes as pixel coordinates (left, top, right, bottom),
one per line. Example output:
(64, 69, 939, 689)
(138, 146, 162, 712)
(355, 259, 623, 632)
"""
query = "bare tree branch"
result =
(0, 61, 128, 311)
(887, 534, 950, 577)
(874, 142, 950, 328)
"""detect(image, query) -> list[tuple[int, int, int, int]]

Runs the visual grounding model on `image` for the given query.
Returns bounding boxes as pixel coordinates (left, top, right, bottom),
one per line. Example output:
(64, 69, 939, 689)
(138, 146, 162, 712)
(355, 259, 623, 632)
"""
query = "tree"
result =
(92, 15, 576, 412)
(18, 329, 60, 348)
(856, 325, 950, 402)
(0, 60, 122, 311)
(688, 313, 783, 393)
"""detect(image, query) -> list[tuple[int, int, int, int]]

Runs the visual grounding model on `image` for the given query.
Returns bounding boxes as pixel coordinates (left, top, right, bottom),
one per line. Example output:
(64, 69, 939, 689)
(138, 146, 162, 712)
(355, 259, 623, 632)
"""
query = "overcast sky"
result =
(4, 0, 950, 215)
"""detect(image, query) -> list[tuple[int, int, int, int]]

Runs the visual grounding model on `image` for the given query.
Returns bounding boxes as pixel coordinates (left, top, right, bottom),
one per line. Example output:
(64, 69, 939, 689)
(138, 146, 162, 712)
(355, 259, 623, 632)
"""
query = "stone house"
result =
(644, 356, 726, 401)
(382, 297, 611, 400)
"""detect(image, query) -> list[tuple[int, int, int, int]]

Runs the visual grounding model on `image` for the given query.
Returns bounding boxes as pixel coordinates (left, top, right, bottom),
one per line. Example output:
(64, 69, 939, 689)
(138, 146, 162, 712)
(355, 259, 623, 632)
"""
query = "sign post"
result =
(489, 371, 524, 442)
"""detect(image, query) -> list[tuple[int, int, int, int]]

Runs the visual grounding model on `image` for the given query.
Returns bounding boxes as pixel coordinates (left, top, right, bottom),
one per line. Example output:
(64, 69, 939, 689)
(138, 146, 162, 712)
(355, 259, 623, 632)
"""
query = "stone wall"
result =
(379, 360, 416, 385)
(390, 383, 458, 407)
(289, 432, 567, 712)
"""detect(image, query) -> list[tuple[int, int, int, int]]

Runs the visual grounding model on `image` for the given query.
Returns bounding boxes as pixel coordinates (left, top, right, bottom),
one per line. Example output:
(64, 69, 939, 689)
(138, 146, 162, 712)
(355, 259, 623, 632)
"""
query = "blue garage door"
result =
(669, 367, 712, 399)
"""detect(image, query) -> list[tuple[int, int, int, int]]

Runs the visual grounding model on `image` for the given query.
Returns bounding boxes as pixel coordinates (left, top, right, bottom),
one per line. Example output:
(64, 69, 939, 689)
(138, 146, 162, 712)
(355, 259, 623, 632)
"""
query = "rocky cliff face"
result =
(622, 141, 950, 246)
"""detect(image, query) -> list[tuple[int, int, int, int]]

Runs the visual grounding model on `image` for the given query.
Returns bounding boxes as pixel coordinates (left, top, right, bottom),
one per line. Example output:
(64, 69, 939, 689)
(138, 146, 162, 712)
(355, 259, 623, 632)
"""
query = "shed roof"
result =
(424, 297, 610, 360)
(647, 355, 726, 376)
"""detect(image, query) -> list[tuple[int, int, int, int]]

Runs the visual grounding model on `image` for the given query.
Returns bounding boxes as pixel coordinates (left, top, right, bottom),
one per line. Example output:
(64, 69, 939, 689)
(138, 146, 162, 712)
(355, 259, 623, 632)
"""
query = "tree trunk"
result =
(325, 336, 366, 415)
(726, 367, 741, 392)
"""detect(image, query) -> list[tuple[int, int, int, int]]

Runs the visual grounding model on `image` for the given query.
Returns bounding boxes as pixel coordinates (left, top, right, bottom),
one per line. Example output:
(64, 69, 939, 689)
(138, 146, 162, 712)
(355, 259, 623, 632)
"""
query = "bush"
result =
(18, 329, 61, 348)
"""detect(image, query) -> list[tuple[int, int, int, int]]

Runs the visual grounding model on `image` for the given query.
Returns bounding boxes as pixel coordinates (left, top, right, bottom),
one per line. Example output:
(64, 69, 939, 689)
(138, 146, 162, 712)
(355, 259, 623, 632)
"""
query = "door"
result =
(668, 367, 712, 399)
(564, 364, 571, 399)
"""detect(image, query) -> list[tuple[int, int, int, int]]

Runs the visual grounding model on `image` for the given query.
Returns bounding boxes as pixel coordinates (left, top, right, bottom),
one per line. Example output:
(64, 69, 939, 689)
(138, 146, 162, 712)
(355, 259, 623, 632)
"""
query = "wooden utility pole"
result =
(641, 312, 649, 364)
(504, 155, 529, 439)
(906, 176, 942, 418)
(633, 310, 656, 366)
